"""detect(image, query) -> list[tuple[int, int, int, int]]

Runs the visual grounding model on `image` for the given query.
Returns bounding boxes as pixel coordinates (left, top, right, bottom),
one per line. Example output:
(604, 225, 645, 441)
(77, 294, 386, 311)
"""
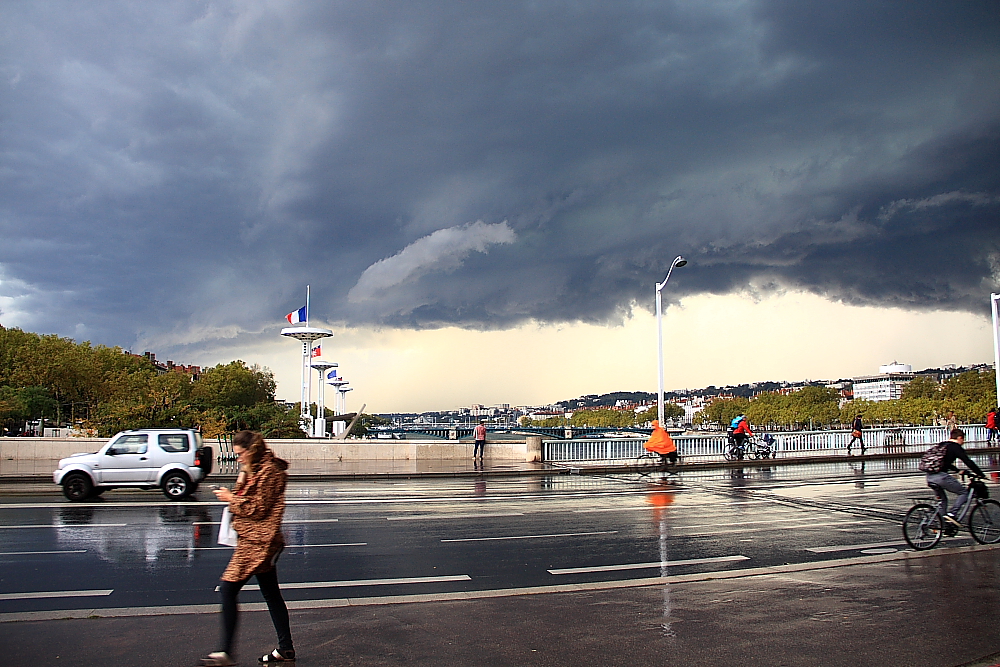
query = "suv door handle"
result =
(139, 457, 147, 460)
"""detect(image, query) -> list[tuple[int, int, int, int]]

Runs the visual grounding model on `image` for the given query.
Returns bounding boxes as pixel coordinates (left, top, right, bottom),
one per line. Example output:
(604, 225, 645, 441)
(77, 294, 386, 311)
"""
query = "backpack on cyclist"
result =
(918, 442, 949, 473)
(730, 416, 743, 430)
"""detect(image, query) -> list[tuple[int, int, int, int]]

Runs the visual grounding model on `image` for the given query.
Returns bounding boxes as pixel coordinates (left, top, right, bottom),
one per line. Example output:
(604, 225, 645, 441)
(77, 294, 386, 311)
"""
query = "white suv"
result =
(53, 428, 213, 501)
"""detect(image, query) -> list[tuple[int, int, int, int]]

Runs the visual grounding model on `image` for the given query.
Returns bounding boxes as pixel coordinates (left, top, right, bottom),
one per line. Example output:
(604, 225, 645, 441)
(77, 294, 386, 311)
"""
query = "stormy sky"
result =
(2, 1, 999, 373)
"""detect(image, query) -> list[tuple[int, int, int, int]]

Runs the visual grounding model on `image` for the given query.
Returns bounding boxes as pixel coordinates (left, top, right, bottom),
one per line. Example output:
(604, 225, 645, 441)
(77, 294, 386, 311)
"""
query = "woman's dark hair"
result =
(232, 430, 267, 474)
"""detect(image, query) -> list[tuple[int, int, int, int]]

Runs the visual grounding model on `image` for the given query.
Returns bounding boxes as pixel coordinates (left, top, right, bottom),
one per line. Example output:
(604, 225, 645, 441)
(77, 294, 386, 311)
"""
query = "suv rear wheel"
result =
(162, 471, 192, 500)
(62, 473, 94, 502)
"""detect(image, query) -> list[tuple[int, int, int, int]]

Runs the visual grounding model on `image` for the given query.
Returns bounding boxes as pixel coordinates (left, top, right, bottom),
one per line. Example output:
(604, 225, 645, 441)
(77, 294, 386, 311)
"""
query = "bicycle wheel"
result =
(969, 499, 1000, 544)
(723, 446, 739, 461)
(902, 504, 943, 550)
(634, 453, 657, 475)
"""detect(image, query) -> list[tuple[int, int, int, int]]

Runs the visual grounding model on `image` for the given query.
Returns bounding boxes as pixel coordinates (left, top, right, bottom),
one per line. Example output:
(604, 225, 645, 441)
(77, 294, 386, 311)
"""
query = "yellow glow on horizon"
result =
(194, 291, 995, 413)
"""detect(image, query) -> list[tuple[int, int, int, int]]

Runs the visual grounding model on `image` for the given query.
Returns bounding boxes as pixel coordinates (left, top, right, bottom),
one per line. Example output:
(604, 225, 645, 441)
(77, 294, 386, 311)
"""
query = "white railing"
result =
(543, 424, 992, 462)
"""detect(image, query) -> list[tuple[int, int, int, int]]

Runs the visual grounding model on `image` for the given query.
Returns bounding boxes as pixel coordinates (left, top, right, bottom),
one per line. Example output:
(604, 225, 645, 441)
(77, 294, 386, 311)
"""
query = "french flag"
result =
(286, 306, 307, 324)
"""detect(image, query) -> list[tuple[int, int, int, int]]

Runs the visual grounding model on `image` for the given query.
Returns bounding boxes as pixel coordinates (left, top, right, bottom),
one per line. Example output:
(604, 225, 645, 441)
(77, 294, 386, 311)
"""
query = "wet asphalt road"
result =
(2, 456, 998, 618)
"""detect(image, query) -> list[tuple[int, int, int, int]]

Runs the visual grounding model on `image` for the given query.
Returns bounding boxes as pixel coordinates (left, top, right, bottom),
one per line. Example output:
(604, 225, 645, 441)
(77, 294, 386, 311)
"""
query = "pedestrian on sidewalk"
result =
(944, 410, 957, 433)
(848, 414, 865, 456)
(473, 420, 487, 460)
(986, 408, 997, 444)
(202, 431, 295, 666)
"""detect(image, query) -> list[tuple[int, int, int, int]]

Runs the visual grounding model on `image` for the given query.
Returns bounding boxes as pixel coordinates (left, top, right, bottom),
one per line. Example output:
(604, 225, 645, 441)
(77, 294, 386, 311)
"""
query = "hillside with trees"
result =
(0, 326, 305, 438)
(695, 370, 997, 430)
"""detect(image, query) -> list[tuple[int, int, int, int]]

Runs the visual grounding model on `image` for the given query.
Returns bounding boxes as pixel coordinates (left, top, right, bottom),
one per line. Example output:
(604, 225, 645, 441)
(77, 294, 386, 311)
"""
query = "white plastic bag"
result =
(218, 507, 238, 547)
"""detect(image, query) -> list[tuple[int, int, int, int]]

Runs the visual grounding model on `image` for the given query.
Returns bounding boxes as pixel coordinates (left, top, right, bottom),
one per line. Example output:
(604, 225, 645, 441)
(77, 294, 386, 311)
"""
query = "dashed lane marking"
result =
(0, 589, 113, 601)
(192, 519, 344, 526)
(215, 574, 472, 592)
(548, 554, 749, 575)
(165, 542, 366, 551)
(805, 540, 907, 553)
(387, 512, 524, 521)
(442, 531, 617, 542)
(4, 543, 999, 623)
(0, 550, 88, 556)
(0, 523, 127, 529)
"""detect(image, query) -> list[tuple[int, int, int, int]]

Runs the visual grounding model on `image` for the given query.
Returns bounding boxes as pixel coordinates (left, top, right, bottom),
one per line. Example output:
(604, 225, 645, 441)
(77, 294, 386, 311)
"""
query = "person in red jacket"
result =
(987, 408, 998, 444)
(732, 416, 753, 450)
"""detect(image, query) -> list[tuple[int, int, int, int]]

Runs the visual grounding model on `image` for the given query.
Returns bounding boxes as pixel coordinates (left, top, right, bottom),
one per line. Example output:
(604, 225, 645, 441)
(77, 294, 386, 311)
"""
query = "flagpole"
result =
(306, 285, 313, 429)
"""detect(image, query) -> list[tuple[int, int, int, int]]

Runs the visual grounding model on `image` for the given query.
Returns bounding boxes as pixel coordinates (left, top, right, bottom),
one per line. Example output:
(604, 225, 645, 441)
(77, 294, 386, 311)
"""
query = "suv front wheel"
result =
(161, 471, 192, 500)
(63, 473, 94, 502)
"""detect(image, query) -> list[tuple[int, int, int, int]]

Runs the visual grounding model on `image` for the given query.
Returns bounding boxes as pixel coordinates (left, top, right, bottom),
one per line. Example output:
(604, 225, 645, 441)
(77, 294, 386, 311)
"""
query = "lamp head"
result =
(673, 256, 687, 268)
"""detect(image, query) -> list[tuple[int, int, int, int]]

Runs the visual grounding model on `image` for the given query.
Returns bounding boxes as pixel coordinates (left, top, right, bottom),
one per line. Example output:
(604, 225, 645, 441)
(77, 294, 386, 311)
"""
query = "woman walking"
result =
(848, 414, 865, 456)
(202, 431, 295, 666)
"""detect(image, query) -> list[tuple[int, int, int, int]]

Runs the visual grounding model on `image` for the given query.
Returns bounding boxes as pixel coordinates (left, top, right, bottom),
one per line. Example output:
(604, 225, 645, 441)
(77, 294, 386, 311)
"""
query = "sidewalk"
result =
(3, 546, 1000, 667)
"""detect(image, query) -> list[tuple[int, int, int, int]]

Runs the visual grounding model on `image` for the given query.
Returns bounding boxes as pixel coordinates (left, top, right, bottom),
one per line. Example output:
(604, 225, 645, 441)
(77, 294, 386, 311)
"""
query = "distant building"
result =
(852, 362, 914, 402)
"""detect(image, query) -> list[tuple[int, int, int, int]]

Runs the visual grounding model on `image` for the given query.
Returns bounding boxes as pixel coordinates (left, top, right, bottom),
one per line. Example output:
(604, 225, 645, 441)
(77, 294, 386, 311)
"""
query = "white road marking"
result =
(805, 540, 907, 553)
(0, 589, 113, 600)
(548, 555, 749, 575)
(216, 574, 472, 592)
(0, 523, 127, 529)
(442, 531, 618, 543)
(192, 519, 341, 526)
(165, 542, 366, 552)
(0, 550, 88, 556)
(678, 520, 880, 538)
(0, 489, 688, 511)
(387, 512, 524, 521)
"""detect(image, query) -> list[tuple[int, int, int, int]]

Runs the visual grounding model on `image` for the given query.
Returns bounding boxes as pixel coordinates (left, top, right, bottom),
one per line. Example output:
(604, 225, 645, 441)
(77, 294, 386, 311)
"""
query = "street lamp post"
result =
(656, 256, 687, 425)
(991, 293, 1000, 406)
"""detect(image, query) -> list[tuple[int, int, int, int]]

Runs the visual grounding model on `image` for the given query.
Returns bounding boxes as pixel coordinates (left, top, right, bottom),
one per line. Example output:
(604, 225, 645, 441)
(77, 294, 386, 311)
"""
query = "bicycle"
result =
(902, 470, 1000, 550)
(633, 449, 678, 476)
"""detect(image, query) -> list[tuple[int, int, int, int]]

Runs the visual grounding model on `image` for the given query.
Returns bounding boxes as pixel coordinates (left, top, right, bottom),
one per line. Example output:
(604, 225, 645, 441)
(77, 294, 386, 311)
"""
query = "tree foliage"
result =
(696, 370, 997, 429)
(0, 325, 303, 437)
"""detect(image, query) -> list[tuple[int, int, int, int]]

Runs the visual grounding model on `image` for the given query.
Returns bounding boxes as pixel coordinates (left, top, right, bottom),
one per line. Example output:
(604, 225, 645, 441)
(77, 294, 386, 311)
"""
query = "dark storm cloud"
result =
(1, 1, 997, 351)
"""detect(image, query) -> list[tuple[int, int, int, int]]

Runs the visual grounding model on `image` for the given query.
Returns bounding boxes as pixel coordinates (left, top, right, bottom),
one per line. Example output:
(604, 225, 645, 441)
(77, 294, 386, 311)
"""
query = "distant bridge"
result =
(370, 425, 654, 440)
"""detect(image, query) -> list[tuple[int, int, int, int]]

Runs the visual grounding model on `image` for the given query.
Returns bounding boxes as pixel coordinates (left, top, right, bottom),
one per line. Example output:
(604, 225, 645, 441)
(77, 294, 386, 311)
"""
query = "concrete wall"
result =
(0, 437, 528, 462)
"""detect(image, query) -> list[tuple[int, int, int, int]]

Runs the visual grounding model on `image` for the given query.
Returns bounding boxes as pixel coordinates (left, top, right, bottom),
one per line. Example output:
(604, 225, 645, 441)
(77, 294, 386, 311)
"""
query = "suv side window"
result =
(158, 434, 190, 453)
(109, 434, 148, 455)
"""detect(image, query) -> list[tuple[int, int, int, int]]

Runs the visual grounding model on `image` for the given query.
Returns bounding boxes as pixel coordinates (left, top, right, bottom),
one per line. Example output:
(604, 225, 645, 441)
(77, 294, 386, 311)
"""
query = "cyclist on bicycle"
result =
(731, 415, 753, 451)
(922, 428, 985, 527)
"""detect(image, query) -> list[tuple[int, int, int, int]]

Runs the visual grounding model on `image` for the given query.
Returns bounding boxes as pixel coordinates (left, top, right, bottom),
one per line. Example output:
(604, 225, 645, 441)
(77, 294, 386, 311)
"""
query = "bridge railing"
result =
(543, 424, 992, 462)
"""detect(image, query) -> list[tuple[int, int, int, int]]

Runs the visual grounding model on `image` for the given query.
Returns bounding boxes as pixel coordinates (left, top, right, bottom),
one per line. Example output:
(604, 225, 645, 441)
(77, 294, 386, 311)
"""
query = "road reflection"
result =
(54, 504, 213, 563)
(646, 481, 677, 639)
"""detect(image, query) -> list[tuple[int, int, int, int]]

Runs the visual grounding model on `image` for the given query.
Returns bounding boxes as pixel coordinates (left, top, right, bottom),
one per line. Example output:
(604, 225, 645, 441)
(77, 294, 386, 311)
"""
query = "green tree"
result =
(570, 408, 637, 428)
(901, 376, 940, 400)
(348, 413, 391, 438)
(694, 397, 750, 428)
(636, 403, 684, 424)
(191, 361, 275, 409)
